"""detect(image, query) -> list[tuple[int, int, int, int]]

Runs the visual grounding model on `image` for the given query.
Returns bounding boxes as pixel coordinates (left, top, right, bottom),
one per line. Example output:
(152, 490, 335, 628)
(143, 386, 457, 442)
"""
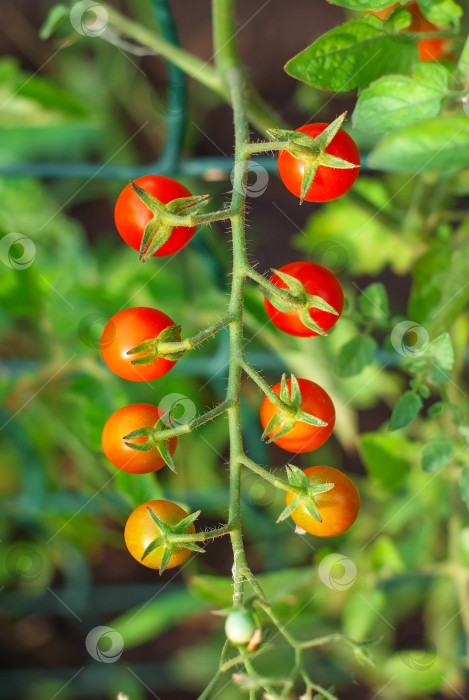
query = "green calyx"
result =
(276, 465, 334, 524)
(267, 112, 358, 204)
(131, 181, 211, 262)
(264, 269, 339, 335)
(261, 373, 328, 444)
(126, 324, 186, 368)
(141, 507, 203, 575)
(123, 410, 178, 473)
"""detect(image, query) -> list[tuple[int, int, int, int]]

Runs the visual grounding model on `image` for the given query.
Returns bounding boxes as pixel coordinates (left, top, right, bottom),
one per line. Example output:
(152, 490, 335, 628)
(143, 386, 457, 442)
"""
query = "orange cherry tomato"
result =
(102, 403, 177, 474)
(260, 378, 335, 453)
(101, 306, 179, 382)
(286, 466, 360, 537)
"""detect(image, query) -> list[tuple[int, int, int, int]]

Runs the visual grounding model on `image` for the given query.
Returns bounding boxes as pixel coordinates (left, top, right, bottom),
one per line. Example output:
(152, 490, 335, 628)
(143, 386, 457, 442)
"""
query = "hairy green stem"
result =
(158, 313, 234, 354)
(240, 455, 303, 496)
(170, 525, 230, 543)
(105, 4, 284, 133)
(240, 356, 296, 415)
(151, 398, 233, 440)
(244, 265, 304, 307)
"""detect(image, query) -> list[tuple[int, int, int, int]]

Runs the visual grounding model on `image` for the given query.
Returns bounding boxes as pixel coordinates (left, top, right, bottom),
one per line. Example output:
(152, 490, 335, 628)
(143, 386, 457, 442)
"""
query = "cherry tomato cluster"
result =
(98, 121, 362, 573)
(100, 175, 201, 571)
(264, 123, 360, 537)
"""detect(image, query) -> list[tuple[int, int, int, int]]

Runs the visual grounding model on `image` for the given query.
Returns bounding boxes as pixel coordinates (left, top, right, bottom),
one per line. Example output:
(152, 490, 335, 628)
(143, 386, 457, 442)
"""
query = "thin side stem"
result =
(151, 398, 233, 440)
(244, 266, 302, 306)
(158, 313, 234, 354)
(170, 525, 230, 543)
(240, 455, 303, 496)
(240, 357, 296, 415)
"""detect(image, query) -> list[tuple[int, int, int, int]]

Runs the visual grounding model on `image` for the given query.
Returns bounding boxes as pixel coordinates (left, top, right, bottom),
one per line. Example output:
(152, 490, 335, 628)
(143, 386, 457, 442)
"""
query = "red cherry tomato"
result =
(101, 306, 179, 382)
(264, 261, 344, 337)
(124, 500, 195, 570)
(114, 175, 197, 257)
(286, 466, 360, 537)
(102, 404, 177, 474)
(260, 378, 335, 453)
(278, 124, 360, 202)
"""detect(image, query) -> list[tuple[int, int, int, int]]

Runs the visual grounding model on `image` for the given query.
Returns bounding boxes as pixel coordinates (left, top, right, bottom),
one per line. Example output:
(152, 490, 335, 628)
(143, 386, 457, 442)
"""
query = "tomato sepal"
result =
(261, 373, 328, 443)
(266, 269, 339, 334)
(139, 220, 173, 262)
(297, 309, 327, 336)
(270, 113, 359, 203)
(141, 506, 203, 574)
(156, 440, 177, 473)
(276, 465, 334, 524)
(130, 180, 211, 262)
(127, 325, 184, 365)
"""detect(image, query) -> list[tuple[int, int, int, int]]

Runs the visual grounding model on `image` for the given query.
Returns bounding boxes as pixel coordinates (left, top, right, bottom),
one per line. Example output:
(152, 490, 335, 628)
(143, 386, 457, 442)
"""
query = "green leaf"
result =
(390, 391, 422, 431)
(419, 0, 462, 26)
(358, 282, 390, 320)
(360, 432, 412, 490)
(328, 0, 407, 8)
(384, 652, 446, 694)
(421, 436, 453, 473)
(285, 16, 418, 92)
(369, 115, 469, 172)
(335, 336, 377, 377)
(296, 176, 419, 276)
(352, 64, 448, 133)
(425, 333, 454, 371)
(460, 469, 469, 509)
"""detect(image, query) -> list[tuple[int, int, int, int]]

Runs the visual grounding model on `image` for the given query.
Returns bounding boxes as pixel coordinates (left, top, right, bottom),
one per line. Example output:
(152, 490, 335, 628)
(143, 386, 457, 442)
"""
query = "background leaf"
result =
(335, 336, 377, 377)
(352, 64, 448, 133)
(285, 17, 418, 92)
(390, 391, 422, 430)
(421, 436, 453, 473)
(369, 116, 469, 172)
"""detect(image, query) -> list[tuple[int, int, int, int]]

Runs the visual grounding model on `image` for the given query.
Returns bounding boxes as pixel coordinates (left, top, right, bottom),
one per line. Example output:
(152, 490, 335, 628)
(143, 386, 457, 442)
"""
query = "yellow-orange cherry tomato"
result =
(286, 466, 360, 537)
(124, 500, 195, 570)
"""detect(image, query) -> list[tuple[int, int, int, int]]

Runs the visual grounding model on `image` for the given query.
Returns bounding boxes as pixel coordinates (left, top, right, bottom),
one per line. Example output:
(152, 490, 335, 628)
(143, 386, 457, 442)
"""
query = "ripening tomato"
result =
(124, 499, 195, 570)
(115, 175, 197, 257)
(286, 466, 360, 537)
(264, 261, 344, 337)
(370, 2, 450, 62)
(101, 306, 179, 382)
(260, 378, 335, 453)
(277, 124, 360, 202)
(102, 404, 177, 474)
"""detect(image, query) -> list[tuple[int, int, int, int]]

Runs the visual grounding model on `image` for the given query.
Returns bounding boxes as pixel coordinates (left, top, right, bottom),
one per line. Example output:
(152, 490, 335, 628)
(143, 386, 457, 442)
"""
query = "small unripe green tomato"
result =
(225, 610, 256, 645)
